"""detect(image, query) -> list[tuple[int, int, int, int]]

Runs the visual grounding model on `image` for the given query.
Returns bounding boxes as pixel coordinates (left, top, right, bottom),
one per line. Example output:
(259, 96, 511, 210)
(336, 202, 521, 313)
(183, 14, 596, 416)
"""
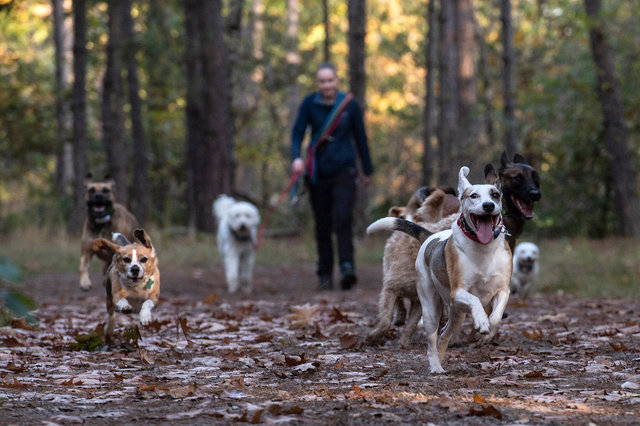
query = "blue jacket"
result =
(291, 91, 373, 179)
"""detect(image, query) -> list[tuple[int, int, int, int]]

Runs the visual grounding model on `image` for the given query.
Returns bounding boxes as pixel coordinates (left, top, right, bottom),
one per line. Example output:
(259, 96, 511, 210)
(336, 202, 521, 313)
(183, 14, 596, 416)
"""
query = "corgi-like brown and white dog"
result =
(92, 229, 160, 344)
(367, 167, 512, 373)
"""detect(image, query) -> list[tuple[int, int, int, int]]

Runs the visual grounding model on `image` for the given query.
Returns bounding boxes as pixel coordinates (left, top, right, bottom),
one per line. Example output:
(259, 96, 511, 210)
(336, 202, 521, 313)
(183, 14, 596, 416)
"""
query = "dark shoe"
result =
(318, 275, 333, 291)
(340, 262, 357, 290)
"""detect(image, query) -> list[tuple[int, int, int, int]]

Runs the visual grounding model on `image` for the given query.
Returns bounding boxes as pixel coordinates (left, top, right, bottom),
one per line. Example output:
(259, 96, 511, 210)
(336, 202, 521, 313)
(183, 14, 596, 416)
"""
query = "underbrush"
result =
(0, 228, 637, 298)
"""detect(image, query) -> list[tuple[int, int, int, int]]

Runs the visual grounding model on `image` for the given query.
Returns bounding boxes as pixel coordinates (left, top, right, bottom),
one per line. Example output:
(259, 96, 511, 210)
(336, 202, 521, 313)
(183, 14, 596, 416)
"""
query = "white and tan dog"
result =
(213, 195, 261, 293)
(92, 229, 160, 345)
(367, 167, 512, 373)
(510, 242, 539, 298)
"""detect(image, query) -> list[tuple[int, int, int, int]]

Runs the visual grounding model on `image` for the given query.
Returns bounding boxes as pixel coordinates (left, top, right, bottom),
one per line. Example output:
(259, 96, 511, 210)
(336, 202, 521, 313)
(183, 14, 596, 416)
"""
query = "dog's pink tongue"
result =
(476, 217, 494, 244)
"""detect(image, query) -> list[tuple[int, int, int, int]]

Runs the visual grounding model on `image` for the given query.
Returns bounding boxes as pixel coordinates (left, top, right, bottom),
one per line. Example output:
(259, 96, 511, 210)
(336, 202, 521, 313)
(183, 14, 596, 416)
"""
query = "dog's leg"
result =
(399, 297, 422, 348)
(79, 251, 92, 290)
(417, 273, 444, 374)
(393, 296, 407, 326)
(239, 250, 255, 294)
(139, 299, 155, 326)
(366, 286, 397, 346)
(104, 311, 115, 345)
(452, 289, 490, 334)
(224, 252, 240, 293)
(437, 310, 466, 360)
(476, 288, 510, 346)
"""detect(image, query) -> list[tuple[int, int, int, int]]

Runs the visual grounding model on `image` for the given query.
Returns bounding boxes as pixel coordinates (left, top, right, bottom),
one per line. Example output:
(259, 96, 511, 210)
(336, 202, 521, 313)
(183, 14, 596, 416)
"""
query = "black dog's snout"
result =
(482, 202, 495, 213)
(130, 264, 141, 275)
(529, 188, 541, 201)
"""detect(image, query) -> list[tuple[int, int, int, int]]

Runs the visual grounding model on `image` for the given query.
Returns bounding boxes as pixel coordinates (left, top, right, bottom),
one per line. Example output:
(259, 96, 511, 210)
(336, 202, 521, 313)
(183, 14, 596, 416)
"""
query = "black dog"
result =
(485, 152, 541, 251)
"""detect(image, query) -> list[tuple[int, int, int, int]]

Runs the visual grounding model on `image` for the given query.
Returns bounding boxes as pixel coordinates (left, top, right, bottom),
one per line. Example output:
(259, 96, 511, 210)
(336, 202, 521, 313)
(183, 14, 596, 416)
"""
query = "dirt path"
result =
(1, 264, 639, 424)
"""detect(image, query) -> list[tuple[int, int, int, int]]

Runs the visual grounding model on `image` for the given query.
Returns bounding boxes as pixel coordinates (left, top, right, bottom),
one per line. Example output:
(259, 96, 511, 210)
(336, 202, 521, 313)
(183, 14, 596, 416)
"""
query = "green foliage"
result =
(0, 257, 37, 326)
(70, 331, 104, 352)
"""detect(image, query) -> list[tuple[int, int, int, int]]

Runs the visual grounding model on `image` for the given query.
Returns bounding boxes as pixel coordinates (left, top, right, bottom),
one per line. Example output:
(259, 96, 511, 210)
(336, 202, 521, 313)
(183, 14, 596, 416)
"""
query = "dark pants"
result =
(307, 168, 357, 278)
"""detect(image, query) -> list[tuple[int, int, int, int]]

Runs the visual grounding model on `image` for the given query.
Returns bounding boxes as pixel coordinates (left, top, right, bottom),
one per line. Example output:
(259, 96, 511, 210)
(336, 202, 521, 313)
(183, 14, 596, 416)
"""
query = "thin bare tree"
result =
(584, 0, 640, 236)
(437, 0, 457, 186)
(422, 0, 437, 186)
(500, 0, 517, 156)
(68, 0, 89, 235)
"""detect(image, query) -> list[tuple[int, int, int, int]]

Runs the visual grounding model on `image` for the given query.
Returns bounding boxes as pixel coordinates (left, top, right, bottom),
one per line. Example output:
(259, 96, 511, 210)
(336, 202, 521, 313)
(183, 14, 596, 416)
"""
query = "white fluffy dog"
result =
(510, 242, 540, 298)
(213, 195, 261, 293)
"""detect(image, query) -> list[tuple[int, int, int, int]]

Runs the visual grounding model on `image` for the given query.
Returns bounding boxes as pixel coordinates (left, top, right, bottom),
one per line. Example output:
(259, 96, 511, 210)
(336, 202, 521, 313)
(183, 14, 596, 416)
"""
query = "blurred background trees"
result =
(0, 0, 639, 238)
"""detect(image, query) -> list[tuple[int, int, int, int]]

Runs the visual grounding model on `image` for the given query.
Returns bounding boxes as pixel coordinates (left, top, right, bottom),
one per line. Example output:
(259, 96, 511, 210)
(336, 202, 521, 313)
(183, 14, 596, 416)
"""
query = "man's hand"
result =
(292, 158, 304, 174)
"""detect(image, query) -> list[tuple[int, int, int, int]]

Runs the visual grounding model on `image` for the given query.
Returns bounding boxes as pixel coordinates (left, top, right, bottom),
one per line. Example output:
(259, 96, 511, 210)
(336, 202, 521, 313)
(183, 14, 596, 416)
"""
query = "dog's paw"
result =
(139, 311, 152, 326)
(116, 299, 133, 314)
(79, 276, 92, 291)
(472, 310, 490, 334)
(429, 363, 446, 374)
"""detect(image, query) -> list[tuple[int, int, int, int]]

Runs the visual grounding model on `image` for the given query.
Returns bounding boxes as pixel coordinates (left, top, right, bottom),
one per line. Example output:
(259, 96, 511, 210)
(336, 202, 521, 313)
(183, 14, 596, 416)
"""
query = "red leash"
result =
(256, 170, 302, 249)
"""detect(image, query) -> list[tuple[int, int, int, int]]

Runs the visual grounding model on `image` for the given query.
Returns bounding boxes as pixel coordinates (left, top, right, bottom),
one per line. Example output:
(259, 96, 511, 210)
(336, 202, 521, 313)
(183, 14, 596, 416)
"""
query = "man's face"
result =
(316, 68, 338, 99)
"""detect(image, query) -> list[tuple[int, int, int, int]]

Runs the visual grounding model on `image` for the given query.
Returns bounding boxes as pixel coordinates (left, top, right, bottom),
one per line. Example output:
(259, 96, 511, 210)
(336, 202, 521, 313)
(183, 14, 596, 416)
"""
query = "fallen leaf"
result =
(4, 359, 28, 373)
(60, 377, 83, 386)
(204, 293, 218, 304)
(250, 409, 263, 424)
(254, 333, 272, 343)
(339, 333, 359, 349)
(524, 370, 545, 379)
(2, 377, 25, 388)
(285, 354, 307, 367)
(178, 316, 192, 345)
(522, 329, 543, 340)
(286, 303, 321, 328)
(282, 405, 304, 415)
(369, 369, 388, 380)
(468, 404, 503, 419)
(609, 341, 628, 352)
(329, 307, 352, 323)
(473, 394, 486, 403)
(139, 383, 157, 392)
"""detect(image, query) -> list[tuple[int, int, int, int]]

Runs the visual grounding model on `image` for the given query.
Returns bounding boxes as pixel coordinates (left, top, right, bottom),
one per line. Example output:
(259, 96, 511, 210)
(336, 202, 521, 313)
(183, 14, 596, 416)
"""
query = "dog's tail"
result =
(366, 217, 432, 243)
(213, 194, 235, 220)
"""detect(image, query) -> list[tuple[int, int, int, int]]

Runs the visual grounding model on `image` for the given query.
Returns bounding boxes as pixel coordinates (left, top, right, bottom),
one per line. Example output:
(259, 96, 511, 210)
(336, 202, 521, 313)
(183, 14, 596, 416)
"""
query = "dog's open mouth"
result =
(471, 213, 500, 244)
(512, 196, 535, 219)
(87, 200, 112, 218)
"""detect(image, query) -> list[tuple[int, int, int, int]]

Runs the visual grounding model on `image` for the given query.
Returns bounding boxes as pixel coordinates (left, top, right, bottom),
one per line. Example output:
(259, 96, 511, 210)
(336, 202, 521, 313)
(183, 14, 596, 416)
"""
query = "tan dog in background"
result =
(93, 229, 160, 345)
(79, 173, 139, 290)
(366, 187, 460, 348)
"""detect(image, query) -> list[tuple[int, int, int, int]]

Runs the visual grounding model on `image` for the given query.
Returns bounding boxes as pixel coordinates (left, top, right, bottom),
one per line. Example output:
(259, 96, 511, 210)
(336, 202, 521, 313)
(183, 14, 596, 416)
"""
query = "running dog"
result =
(366, 187, 460, 348)
(485, 152, 541, 251)
(213, 195, 261, 294)
(92, 229, 160, 345)
(510, 242, 540, 298)
(79, 173, 139, 290)
(367, 167, 512, 373)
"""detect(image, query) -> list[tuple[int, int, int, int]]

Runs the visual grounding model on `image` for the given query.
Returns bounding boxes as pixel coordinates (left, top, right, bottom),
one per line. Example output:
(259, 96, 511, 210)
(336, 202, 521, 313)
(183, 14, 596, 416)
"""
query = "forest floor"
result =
(1, 261, 640, 425)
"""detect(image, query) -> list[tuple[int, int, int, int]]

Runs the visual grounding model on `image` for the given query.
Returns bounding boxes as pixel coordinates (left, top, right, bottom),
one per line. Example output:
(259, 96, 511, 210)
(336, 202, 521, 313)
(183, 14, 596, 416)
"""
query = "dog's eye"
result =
(102, 188, 110, 194)
(515, 175, 524, 182)
(88, 188, 95, 194)
(491, 191, 500, 199)
(140, 256, 148, 263)
(123, 256, 131, 264)
(470, 193, 479, 199)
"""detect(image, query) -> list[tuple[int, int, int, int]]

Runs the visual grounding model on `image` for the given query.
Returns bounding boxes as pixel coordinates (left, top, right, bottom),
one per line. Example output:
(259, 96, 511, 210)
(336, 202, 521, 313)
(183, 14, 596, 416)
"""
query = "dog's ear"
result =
(111, 232, 131, 246)
(84, 172, 93, 185)
(500, 151, 511, 169)
(417, 186, 435, 202)
(92, 238, 119, 262)
(134, 229, 155, 253)
(388, 206, 406, 218)
(457, 166, 472, 198)
(513, 153, 529, 165)
(484, 164, 498, 185)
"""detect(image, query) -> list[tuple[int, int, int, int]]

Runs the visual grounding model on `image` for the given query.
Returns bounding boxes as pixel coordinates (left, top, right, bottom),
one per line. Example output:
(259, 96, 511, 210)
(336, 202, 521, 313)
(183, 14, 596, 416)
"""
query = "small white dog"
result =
(213, 195, 261, 293)
(510, 242, 540, 298)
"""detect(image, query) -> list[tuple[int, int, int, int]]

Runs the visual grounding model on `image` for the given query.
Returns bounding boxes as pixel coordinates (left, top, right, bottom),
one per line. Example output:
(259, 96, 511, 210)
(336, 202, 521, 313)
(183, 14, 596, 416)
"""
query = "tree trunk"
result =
(348, 0, 368, 236)
(184, 0, 235, 232)
(184, 0, 204, 232)
(500, 0, 517, 156)
(584, 0, 640, 236)
(477, 27, 494, 149)
(437, 0, 457, 186)
(53, 0, 73, 198)
(122, 0, 149, 225)
(102, 0, 128, 205)
(68, 0, 89, 235)
(286, 0, 300, 127)
(322, 0, 330, 63)
(454, 0, 477, 167)
(422, 0, 437, 186)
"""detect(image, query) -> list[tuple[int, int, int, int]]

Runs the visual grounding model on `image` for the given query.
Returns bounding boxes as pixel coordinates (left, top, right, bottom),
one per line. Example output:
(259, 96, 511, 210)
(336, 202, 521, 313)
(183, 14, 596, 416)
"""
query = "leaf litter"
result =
(0, 265, 639, 424)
